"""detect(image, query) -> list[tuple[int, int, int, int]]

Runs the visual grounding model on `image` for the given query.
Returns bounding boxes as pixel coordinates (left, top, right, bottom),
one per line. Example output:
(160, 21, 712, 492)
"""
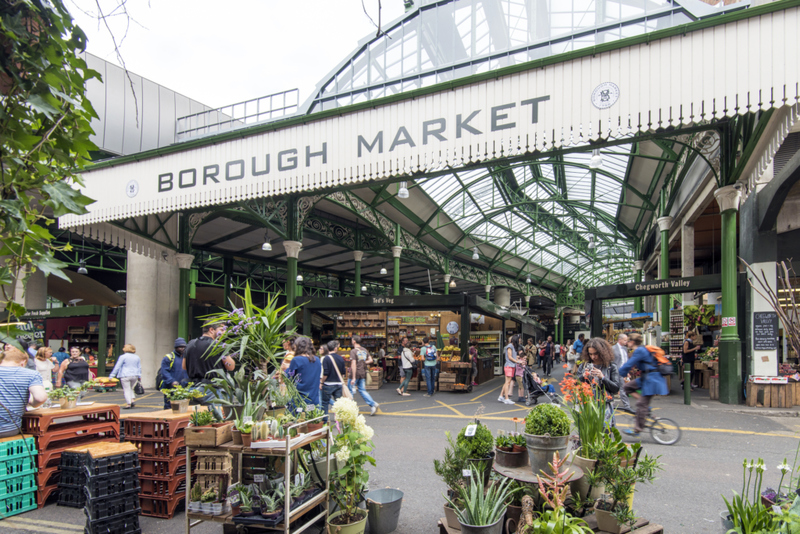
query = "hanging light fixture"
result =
(77, 260, 88, 275)
(589, 148, 603, 169)
(380, 264, 387, 275)
(449, 279, 457, 288)
(568, 289, 573, 298)
(397, 181, 409, 199)
(261, 230, 272, 251)
(296, 274, 303, 282)
(525, 274, 531, 284)
(327, 291, 333, 297)
(587, 236, 596, 249)
(361, 285, 367, 292)
(472, 247, 479, 260)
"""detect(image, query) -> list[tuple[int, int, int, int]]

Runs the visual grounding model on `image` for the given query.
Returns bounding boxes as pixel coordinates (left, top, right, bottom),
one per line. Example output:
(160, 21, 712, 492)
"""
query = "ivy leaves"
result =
(0, 0, 98, 345)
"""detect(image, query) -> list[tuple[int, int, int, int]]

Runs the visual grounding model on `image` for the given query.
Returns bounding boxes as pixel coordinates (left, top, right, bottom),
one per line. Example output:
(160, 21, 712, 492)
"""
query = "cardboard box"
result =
(750, 376, 788, 384)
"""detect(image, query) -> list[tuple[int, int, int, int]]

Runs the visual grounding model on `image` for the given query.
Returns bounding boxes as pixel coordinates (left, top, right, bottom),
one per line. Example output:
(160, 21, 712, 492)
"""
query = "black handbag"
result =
(134, 380, 145, 395)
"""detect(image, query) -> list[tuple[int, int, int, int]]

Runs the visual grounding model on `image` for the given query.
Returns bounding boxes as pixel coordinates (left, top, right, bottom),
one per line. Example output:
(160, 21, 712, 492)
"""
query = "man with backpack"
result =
(618, 333, 669, 436)
(421, 336, 438, 397)
(158, 338, 188, 409)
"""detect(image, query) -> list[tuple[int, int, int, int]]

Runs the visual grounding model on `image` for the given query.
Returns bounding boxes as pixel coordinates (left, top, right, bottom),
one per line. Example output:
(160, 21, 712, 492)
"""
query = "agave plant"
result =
(444, 471, 518, 527)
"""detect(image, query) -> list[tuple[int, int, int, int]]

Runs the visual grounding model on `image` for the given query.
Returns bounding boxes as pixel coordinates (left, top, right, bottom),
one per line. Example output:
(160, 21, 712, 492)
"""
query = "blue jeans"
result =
(321, 383, 343, 422)
(399, 368, 413, 393)
(423, 366, 437, 395)
(349, 379, 376, 407)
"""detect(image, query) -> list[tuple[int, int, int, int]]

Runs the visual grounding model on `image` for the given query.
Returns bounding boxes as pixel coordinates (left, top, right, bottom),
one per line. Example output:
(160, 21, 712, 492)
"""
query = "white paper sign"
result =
(465, 424, 477, 437)
(243, 416, 253, 424)
(462, 469, 472, 477)
(295, 473, 305, 486)
(253, 475, 265, 483)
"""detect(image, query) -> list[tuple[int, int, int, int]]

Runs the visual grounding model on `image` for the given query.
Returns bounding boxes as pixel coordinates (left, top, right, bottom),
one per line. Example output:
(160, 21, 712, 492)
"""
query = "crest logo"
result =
(591, 82, 620, 110)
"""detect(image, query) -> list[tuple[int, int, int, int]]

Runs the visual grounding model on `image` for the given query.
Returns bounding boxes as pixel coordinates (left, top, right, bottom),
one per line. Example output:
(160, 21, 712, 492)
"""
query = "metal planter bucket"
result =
(458, 511, 505, 534)
(365, 489, 403, 534)
(524, 433, 569, 475)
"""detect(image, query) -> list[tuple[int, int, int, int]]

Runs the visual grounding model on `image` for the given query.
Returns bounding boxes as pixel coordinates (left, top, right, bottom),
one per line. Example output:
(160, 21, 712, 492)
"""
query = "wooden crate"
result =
(709, 375, 719, 400)
(184, 423, 233, 448)
(439, 372, 457, 384)
(747, 382, 772, 407)
(773, 383, 794, 408)
(795, 382, 800, 406)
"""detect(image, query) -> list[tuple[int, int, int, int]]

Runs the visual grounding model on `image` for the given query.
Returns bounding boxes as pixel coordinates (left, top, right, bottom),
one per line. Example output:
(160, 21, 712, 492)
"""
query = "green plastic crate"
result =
(0, 457, 36, 481)
(0, 491, 36, 518)
(0, 437, 37, 461)
(0, 473, 36, 498)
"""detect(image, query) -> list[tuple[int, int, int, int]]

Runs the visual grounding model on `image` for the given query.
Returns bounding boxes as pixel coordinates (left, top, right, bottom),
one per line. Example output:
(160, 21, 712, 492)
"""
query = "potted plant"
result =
(327, 397, 376, 534)
(524, 403, 571, 475)
(721, 458, 779, 534)
(252, 418, 280, 442)
(433, 431, 471, 531)
(60, 385, 82, 409)
(238, 420, 254, 447)
(591, 428, 662, 534)
(48, 387, 66, 408)
(456, 421, 495, 485)
(259, 488, 283, 523)
(510, 432, 526, 454)
(238, 492, 256, 517)
(161, 383, 203, 413)
(559, 374, 608, 501)
(205, 365, 276, 421)
(200, 487, 218, 514)
(443, 471, 517, 534)
(494, 432, 526, 469)
(304, 405, 326, 432)
(189, 483, 203, 513)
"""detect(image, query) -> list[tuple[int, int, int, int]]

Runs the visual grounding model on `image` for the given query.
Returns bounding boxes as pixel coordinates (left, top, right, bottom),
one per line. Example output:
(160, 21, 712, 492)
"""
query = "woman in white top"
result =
(499, 335, 522, 405)
(34, 347, 56, 390)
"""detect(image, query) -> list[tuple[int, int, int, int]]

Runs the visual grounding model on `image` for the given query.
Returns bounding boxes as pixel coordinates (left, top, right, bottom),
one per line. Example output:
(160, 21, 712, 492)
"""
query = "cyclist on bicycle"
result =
(618, 333, 668, 436)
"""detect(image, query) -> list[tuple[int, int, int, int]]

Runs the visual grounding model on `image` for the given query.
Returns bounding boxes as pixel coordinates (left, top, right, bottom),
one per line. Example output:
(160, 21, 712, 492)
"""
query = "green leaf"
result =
(27, 94, 61, 119)
(5, 301, 27, 320)
(41, 181, 94, 217)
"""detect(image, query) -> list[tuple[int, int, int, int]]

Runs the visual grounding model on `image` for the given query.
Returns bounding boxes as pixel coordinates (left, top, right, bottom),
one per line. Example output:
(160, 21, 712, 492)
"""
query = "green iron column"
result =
(391, 246, 402, 296)
(633, 260, 644, 313)
(657, 216, 673, 354)
(715, 185, 743, 404)
(175, 253, 195, 341)
(444, 274, 451, 295)
(353, 251, 363, 297)
(284, 241, 302, 328)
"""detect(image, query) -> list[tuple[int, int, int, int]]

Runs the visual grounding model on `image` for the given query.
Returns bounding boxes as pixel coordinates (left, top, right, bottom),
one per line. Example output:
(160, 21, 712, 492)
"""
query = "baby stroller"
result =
(522, 365, 559, 406)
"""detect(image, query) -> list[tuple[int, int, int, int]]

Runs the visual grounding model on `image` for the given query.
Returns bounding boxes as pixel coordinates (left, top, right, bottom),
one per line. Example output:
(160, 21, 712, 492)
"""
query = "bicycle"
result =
(642, 409, 682, 445)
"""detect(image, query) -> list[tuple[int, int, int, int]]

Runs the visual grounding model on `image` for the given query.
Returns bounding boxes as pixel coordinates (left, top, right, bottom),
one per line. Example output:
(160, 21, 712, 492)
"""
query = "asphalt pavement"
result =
(5, 364, 800, 533)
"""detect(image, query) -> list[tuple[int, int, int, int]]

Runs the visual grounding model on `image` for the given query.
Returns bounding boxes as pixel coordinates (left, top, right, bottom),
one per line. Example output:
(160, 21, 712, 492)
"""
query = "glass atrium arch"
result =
(296, 0, 747, 296)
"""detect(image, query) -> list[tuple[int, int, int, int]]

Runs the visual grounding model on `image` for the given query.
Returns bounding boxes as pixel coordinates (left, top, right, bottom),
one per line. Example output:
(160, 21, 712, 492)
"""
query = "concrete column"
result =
(714, 185, 743, 404)
(24, 268, 47, 310)
(284, 241, 302, 327)
(494, 287, 511, 307)
(657, 216, 673, 352)
(443, 274, 451, 295)
(353, 251, 363, 297)
(681, 223, 695, 306)
(391, 246, 402, 297)
(126, 251, 178, 388)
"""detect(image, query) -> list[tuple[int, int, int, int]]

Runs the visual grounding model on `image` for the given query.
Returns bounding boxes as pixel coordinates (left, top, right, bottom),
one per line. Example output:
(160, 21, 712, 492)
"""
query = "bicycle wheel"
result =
(650, 417, 681, 445)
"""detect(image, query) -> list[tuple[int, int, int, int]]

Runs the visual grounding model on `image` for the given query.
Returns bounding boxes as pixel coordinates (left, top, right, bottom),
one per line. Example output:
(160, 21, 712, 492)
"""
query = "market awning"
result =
(47, 272, 126, 307)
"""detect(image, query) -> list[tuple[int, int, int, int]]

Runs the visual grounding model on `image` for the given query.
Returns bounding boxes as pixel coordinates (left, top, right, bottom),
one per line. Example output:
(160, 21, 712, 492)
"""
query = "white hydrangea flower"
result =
(332, 398, 359, 425)
(354, 414, 367, 433)
(357, 424, 375, 444)
(335, 444, 351, 463)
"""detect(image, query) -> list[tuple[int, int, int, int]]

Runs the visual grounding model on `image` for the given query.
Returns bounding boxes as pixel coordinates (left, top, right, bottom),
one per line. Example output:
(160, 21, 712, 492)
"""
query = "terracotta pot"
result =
(60, 398, 77, 410)
(241, 433, 252, 447)
(511, 445, 526, 454)
(307, 422, 324, 432)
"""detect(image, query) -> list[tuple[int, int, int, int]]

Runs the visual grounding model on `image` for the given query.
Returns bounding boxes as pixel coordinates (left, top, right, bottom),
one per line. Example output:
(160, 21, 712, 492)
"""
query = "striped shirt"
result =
(0, 367, 43, 435)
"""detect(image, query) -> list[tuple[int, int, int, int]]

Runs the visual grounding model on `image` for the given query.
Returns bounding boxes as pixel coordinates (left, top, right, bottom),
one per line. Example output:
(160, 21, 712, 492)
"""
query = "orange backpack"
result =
(645, 345, 674, 375)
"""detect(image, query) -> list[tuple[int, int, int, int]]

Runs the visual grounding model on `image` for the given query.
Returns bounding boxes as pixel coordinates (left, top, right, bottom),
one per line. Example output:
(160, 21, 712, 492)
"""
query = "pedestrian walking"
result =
(349, 335, 379, 415)
(158, 338, 189, 409)
(109, 344, 142, 409)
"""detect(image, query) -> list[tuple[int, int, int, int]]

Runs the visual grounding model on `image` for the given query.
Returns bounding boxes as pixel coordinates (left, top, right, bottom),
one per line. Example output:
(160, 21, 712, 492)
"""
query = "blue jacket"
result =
(109, 352, 142, 379)
(619, 346, 668, 397)
(160, 351, 188, 387)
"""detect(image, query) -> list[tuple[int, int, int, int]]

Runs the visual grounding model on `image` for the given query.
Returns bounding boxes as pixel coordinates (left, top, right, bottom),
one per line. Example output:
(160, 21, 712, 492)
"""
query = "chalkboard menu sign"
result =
(753, 312, 779, 351)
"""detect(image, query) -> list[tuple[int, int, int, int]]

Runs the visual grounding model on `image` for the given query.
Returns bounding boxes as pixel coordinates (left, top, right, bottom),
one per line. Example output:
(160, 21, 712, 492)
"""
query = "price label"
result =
(462, 469, 472, 477)
(243, 416, 253, 423)
(465, 424, 477, 437)
(773, 505, 782, 515)
(253, 474, 265, 483)
(297, 407, 304, 413)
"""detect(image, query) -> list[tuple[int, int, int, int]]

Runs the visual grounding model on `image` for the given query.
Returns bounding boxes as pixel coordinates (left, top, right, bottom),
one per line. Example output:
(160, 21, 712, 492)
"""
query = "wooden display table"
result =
(746, 382, 794, 408)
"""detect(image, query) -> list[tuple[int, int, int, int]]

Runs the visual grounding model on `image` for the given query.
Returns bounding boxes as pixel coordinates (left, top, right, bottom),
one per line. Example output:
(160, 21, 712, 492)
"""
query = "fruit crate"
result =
(139, 476, 189, 497)
(0, 455, 37, 480)
(84, 468, 140, 500)
(139, 493, 184, 519)
(0, 436, 37, 461)
(84, 489, 140, 521)
(133, 436, 186, 459)
(139, 456, 192, 479)
(194, 451, 232, 474)
(123, 419, 189, 442)
(84, 508, 141, 534)
(1, 490, 37, 518)
(84, 452, 139, 477)
(0, 472, 36, 497)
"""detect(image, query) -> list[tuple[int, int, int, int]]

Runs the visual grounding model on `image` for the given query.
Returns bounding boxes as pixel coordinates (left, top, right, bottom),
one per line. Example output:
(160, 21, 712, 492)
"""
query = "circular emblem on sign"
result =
(591, 82, 620, 110)
(446, 321, 460, 335)
(125, 180, 140, 198)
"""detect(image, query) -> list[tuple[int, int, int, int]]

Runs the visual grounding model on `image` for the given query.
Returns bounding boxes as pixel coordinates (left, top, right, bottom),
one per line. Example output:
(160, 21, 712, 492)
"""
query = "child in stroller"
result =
(522, 365, 558, 406)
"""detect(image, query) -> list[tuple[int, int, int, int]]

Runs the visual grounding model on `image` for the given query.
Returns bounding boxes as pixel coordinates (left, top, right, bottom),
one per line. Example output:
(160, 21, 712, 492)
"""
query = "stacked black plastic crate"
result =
(81, 443, 141, 534)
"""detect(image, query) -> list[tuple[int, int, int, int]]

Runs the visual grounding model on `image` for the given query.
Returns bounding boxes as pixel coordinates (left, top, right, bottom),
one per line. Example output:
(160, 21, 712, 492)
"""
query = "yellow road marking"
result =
(483, 408, 528, 416)
(471, 385, 503, 401)
(436, 400, 465, 417)
(4, 518, 83, 530)
(393, 401, 479, 414)
(371, 400, 415, 406)
(0, 520, 81, 533)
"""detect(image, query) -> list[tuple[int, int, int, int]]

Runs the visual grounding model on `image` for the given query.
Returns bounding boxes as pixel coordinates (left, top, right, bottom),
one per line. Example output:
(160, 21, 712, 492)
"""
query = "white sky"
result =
(69, 0, 407, 109)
